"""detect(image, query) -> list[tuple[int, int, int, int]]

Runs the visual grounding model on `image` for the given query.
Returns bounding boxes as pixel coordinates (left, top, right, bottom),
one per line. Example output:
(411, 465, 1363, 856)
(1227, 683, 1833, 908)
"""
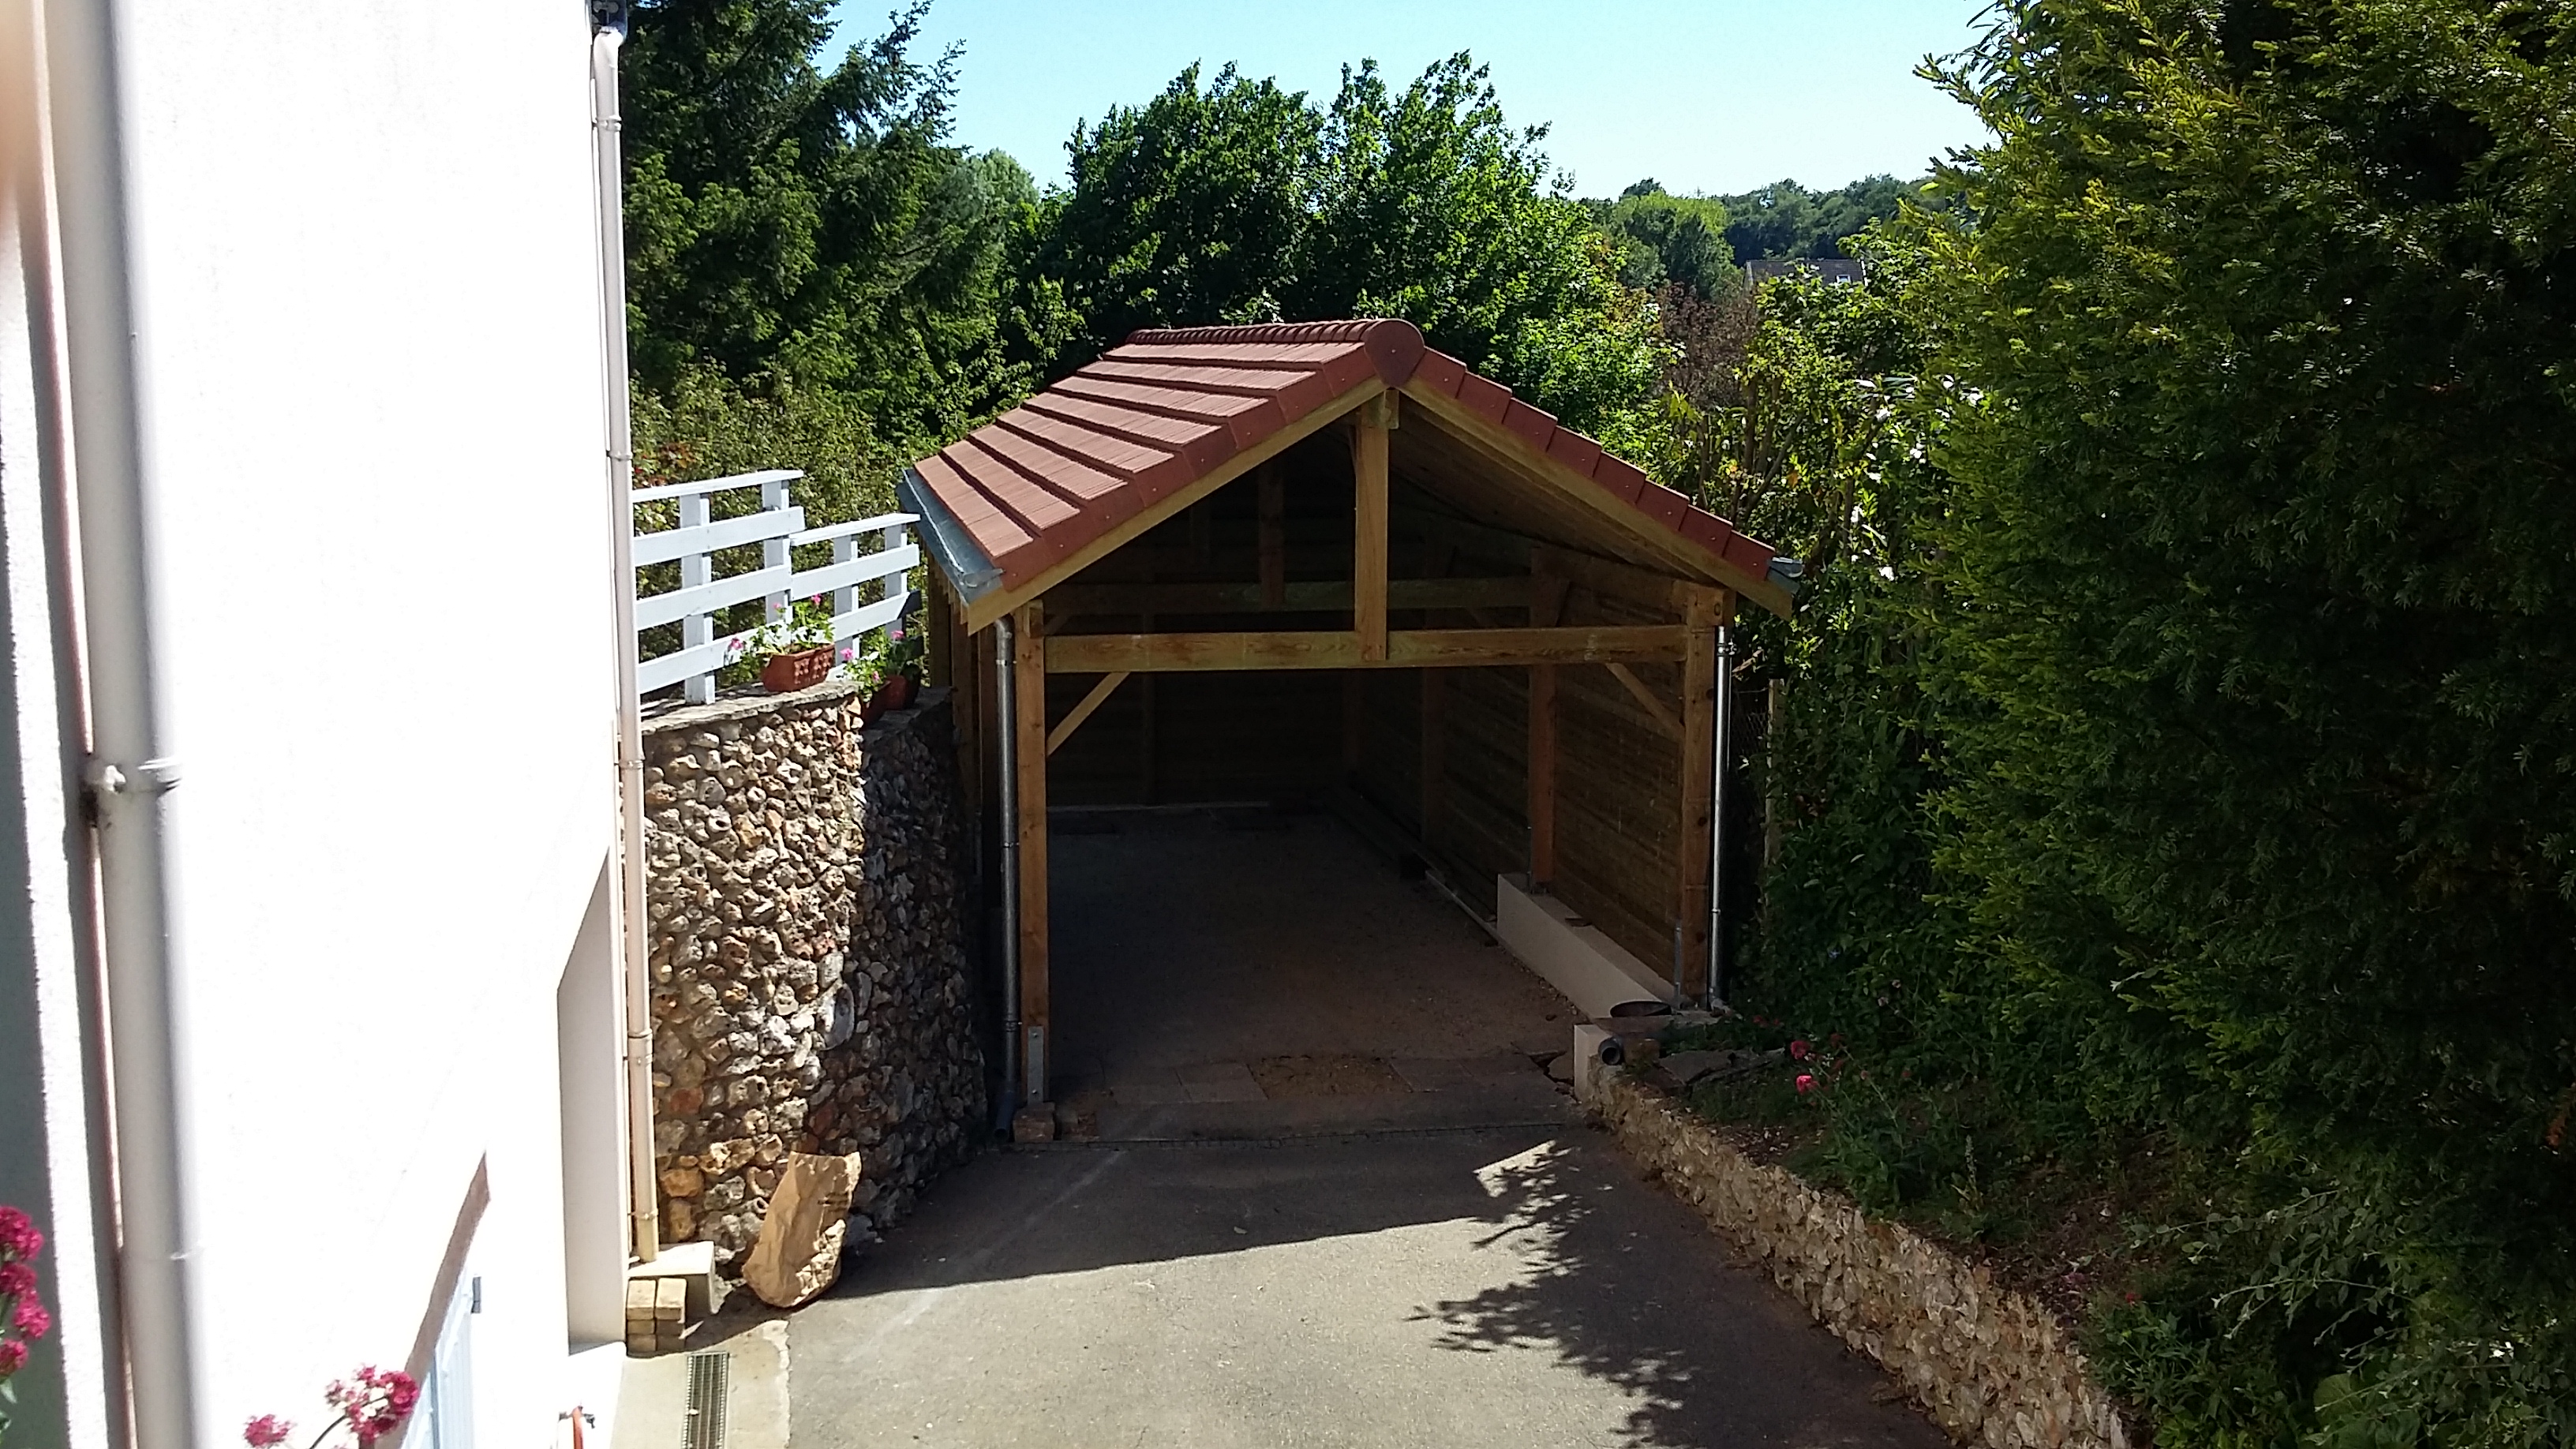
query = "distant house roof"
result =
(900, 319, 1792, 623)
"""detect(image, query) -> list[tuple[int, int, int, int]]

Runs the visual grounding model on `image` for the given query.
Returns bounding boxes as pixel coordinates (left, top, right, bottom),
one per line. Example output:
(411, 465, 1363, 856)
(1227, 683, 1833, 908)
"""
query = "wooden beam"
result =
(1045, 624, 1690, 674)
(955, 609, 984, 820)
(961, 377, 1389, 633)
(1012, 601, 1051, 1071)
(1393, 504, 1702, 617)
(1421, 667, 1445, 847)
(1354, 403, 1391, 661)
(1257, 464, 1285, 608)
(1187, 498, 1214, 569)
(1603, 662, 1682, 739)
(1046, 671, 1130, 756)
(1342, 672, 1365, 781)
(926, 567, 954, 687)
(1676, 593, 1720, 1000)
(1527, 553, 1562, 887)
(1397, 378, 1796, 619)
(1046, 576, 1533, 617)
(1528, 662, 1556, 886)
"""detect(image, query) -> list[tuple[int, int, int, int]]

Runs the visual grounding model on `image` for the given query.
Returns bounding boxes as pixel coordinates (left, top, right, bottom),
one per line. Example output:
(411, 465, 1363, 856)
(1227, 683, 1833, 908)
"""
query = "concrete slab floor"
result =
(777, 810, 1942, 1447)
(1046, 810, 1576, 1089)
(788, 1126, 1945, 1448)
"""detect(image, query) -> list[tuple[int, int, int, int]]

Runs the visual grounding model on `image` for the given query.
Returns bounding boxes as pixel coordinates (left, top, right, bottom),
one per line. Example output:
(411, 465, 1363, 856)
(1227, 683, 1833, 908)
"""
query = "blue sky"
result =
(826, 0, 1993, 198)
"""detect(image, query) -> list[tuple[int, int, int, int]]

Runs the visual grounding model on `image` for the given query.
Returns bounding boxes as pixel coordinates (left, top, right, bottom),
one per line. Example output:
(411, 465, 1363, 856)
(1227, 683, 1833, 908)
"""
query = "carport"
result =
(897, 320, 1793, 1129)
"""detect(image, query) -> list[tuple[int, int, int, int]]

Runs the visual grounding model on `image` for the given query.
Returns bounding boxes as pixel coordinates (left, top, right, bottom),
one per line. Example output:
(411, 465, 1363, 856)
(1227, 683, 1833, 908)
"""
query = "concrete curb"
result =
(1586, 1062, 2132, 1449)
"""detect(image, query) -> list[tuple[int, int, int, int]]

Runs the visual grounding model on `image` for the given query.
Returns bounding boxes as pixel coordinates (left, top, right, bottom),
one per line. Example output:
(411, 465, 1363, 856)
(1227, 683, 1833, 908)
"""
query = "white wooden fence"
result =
(632, 468, 918, 705)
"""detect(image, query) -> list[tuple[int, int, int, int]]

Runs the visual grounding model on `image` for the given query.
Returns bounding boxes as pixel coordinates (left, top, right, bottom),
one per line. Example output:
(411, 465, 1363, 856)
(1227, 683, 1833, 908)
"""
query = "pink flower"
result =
(1795, 1074, 1816, 1095)
(0, 1206, 39, 1258)
(0, 1260, 33, 1297)
(14, 1296, 50, 1339)
(1788, 1039, 1811, 1061)
(243, 1415, 294, 1447)
(0, 1339, 24, 1374)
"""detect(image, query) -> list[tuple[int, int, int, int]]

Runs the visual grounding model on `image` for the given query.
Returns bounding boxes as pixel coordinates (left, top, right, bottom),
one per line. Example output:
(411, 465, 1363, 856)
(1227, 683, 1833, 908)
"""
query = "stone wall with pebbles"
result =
(1591, 1068, 2130, 1449)
(642, 683, 983, 1273)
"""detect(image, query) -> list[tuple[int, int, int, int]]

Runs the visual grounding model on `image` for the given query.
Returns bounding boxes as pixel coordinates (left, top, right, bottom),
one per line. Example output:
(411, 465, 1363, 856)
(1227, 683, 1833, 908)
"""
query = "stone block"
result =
(1011, 1105, 1057, 1143)
(743, 1151, 864, 1309)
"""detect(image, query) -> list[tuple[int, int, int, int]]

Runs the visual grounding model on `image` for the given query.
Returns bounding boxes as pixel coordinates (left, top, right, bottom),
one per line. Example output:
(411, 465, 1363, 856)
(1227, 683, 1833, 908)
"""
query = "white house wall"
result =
(106, 3, 622, 1443)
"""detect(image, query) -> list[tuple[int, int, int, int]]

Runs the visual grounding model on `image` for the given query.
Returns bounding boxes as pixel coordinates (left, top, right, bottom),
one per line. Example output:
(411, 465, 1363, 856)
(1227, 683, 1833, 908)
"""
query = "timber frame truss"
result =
(933, 387, 1744, 1098)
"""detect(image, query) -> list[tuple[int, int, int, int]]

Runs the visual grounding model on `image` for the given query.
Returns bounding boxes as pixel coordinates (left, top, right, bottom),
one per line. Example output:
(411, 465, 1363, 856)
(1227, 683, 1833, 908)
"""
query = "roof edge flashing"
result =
(899, 468, 1003, 605)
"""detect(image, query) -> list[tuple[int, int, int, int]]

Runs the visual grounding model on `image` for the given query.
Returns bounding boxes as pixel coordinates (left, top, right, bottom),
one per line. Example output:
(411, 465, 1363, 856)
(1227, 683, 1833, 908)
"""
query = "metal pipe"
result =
(1706, 623, 1736, 1007)
(994, 616, 1022, 1125)
(47, 0, 204, 1440)
(589, 10, 659, 1266)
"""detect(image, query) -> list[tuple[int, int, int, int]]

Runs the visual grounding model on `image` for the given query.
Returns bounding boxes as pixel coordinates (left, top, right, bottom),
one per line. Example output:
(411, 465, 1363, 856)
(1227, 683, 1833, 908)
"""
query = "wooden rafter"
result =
(1675, 592, 1722, 999)
(1396, 379, 1795, 616)
(1527, 552, 1563, 887)
(1257, 464, 1286, 608)
(960, 377, 1390, 633)
(1353, 395, 1393, 660)
(1046, 577, 1534, 616)
(1045, 625, 1689, 674)
(1011, 601, 1051, 1063)
(1046, 671, 1130, 756)
(1603, 662, 1682, 739)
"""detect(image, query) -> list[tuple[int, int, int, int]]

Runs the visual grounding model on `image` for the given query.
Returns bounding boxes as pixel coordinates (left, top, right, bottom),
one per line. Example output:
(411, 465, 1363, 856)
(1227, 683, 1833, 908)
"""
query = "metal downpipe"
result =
(994, 616, 1022, 1128)
(1705, 623, 1735, 1008)
(47, 0, 204, 1440)
(589, 11, 659, 1266)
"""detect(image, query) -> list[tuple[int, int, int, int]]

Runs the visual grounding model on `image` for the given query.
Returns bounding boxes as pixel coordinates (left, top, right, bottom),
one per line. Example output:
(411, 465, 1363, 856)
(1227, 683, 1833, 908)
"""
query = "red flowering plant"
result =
(0, 1204, 51, 1447)
(242, 1366, 419, 1449)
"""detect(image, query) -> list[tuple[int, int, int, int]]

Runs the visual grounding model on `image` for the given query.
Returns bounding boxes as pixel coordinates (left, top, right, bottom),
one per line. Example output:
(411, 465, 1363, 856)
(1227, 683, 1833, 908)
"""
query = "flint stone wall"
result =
(642, 683, 982, 1273)
(1593, 1069, 2130, 1449)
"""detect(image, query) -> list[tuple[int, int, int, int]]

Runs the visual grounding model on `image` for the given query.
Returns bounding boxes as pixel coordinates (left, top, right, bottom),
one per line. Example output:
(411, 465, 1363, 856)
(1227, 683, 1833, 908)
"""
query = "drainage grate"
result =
(682, 1350, 729, 1449)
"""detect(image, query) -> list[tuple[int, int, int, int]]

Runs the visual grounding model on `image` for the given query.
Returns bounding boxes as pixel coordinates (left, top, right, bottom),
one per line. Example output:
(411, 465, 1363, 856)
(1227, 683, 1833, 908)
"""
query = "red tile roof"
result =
(903, 319, 1785, 610)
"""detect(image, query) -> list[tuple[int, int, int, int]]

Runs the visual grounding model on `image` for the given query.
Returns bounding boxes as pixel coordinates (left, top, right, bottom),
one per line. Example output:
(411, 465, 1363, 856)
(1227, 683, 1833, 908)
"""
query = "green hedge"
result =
(1728, 4, 2576, 1443)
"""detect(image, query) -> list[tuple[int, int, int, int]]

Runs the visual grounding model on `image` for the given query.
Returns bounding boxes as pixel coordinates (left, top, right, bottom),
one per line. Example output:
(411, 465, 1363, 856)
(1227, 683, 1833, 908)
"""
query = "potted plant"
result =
(721, 597, 839, 695)
(851, 623, 923, 722)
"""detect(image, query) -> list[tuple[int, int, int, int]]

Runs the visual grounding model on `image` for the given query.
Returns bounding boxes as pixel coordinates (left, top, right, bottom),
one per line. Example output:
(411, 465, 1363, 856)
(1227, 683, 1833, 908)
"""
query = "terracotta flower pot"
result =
(861, 672, 916, 723)
(759, 644, 834, 695)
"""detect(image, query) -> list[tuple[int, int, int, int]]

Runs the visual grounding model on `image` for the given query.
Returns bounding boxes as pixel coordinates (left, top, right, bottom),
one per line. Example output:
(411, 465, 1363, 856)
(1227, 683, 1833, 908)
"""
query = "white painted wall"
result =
(104, 4, 624, 1443)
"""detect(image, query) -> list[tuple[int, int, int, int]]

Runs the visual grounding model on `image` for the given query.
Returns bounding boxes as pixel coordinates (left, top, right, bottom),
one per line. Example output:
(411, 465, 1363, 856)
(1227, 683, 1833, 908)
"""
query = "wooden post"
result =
(925, 569, 953, 687)
(1140, 561, 1159, 803)
(1187, 499, 1214, 571)
(1012, 601, 1050, 1097)
(1258, 463, 1286, 608)
(1421, 668, 1445, 848)
(1352, 398, 1391, 661)
(1526, 556, 1563, 887)
(951, 603, 982, 818)
(1342, 672, 1365, 782)
(1676, 590, 1721, 1000)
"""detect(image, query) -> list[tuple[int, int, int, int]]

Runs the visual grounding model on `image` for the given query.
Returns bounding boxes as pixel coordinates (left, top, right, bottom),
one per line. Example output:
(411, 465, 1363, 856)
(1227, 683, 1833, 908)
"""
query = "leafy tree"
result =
(1005, 63, 1320, 363)
(1591, 185, 1739, 298)
(622, 0, 1027, 444)
(1918, 1, 2576, 1439)
(1005, 54, 1670, 451)
(1719, 175, 1923, 262)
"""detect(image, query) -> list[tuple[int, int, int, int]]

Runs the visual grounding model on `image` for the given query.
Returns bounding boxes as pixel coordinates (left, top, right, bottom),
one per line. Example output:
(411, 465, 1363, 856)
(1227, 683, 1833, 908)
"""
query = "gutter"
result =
(46, 0, 207, 1442)
(589, 2, 659, 1266)
(992, 613, 1020, 1129)
(897, 467, 1001, 605)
